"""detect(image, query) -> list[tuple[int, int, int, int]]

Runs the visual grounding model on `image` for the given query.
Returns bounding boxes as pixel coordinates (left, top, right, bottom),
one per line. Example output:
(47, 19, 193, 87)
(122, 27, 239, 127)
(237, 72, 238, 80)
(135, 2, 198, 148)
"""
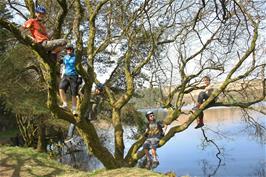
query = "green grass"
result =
(0, 146, 169, 177)
(0, 146, 88, 177)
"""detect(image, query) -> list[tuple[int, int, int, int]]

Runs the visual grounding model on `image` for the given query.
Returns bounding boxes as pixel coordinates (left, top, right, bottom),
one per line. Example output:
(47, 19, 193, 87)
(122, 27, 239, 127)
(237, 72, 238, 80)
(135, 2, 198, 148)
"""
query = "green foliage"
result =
(131, 88, 162, 109)
(0, 45, 48, 115)
(0, 97, 16, 131)
(121, 103, 146, 133)
(0, 3, 12, 54)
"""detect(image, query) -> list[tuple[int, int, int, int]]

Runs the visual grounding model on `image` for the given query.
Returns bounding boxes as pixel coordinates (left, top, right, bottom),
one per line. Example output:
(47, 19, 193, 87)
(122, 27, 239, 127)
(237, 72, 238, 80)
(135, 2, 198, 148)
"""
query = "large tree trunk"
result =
(112, 109, 125, 162)
(77, 121, 121, 169)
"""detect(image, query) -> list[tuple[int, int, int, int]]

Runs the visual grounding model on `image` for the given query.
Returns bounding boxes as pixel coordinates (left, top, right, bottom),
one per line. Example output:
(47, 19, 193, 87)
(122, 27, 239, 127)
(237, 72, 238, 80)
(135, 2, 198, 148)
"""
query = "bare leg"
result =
(72, 96, 77, 109)
(144, 149, 151, 161)
(144, 149, 152, 168)
(151, 148, 157, 160)
(59, 89, 67, 106)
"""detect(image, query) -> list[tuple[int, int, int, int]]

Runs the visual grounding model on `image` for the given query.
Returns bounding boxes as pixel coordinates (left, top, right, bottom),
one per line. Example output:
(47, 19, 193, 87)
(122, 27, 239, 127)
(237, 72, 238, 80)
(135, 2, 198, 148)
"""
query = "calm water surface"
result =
(60, 108, 266, 177)
(155, 108, 265, 177)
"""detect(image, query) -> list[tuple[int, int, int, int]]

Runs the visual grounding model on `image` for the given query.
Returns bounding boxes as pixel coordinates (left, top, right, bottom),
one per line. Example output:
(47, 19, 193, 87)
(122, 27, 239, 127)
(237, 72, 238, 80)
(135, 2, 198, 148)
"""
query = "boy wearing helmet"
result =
(65, 83, 105, 143)
(89, 83, 104, 120)
(59, 44, 79, 116)
(21, 5, 66, 53)
(143, 111, 166, 168)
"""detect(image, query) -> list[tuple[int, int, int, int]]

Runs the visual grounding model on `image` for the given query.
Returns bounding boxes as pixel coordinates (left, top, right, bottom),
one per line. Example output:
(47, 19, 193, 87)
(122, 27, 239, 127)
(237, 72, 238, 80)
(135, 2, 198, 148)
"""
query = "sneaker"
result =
(153, 156, 159, 164)
(64, 137, 73, 144)
(145, 160, 151, 169)
(195, 123, 204, 129)
(192, 106, 199, 111)
(151, 161, 159, 169)
(153, 159, 159, 165)
(72, 109, 78, 116)
(59, 105, 68, 109)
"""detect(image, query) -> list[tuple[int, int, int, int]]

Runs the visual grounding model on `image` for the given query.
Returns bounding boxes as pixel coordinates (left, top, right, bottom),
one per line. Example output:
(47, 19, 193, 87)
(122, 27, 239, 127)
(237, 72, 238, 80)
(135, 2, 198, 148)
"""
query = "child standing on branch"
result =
(59, 44, 79, 116)
(143, 111, 167, 169)
(21, 6, 67, 54)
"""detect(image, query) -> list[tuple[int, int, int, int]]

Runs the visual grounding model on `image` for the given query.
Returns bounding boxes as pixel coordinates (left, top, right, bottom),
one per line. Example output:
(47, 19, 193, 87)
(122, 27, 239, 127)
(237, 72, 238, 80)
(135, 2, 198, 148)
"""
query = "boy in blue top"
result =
(59, 44, 79, 115)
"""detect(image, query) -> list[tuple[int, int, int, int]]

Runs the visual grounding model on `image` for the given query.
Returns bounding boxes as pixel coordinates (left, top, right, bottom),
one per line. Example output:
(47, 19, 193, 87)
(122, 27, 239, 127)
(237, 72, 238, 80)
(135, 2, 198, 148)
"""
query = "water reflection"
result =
(199, 158, 222, 177)
(59, 136, 103, 171)
(156, 107, 266, 177)
(199, 129, 223, 177)
(55, 108, 265, 177)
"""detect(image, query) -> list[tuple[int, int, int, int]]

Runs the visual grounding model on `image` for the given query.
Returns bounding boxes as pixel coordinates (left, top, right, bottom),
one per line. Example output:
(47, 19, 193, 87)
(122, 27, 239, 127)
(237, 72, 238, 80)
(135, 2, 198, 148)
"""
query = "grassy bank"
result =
(0, 146, 169, 177)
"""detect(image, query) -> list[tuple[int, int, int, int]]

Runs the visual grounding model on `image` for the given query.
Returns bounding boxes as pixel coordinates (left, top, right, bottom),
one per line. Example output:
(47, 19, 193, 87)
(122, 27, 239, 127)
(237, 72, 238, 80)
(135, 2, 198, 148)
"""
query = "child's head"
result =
(66, 44, 74, 54)
(202, 76, 211, 86)
(146, 111, 155, 121)
(95, 83, 104, 95)
(35, 6, 46, 20)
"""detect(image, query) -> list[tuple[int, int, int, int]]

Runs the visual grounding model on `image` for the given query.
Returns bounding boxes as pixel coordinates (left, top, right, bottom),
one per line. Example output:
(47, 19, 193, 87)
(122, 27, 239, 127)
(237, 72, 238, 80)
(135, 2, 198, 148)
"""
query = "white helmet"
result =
(145, 111, 154, 118)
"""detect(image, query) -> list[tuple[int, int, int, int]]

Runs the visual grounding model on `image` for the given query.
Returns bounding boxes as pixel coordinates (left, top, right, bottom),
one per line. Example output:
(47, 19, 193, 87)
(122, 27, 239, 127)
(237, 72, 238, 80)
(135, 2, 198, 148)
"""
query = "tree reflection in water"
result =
(241, 108, 266, 144)
(199, 129, 224, 177)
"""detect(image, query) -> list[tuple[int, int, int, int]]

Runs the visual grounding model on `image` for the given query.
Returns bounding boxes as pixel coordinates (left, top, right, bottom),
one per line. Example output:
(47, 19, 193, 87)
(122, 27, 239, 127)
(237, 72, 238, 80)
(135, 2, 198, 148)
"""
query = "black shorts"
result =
(59, 75, 79, 96)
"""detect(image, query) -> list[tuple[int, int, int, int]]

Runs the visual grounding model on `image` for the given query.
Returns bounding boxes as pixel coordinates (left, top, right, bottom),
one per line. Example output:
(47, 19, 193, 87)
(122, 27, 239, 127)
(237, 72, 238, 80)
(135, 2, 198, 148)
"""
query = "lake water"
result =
(155, 108, 265, 177)
(60, 107, 266, 177)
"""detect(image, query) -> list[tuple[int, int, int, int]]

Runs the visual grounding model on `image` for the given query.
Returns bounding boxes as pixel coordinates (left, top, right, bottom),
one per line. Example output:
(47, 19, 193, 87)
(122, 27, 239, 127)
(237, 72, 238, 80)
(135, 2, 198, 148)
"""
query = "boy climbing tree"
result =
(65, 83, 105, 143)
(86, 83, 105, 120)
(192, 76, 216, 129)
(59, 44, 79, 116)
(143, 111, 167, 169)
(21, 5, 67, 54)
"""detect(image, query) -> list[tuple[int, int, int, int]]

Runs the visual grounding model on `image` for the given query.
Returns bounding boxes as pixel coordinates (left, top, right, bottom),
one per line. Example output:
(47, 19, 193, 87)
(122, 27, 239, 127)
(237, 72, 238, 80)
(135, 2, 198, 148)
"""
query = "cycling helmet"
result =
(66, 44, 74, 50)
(145, 111, 154, 118)
(35, 6, 46, 14)
(96, 83, 104, 91)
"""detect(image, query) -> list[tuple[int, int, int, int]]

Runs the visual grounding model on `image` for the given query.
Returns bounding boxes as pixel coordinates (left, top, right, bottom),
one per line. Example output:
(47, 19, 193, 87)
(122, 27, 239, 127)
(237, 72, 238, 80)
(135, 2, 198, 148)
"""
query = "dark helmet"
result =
(66, 44, 74, 50)
(145, 111, 154, 118)
(96, 83, 104, 91)
(35, 6, 46, 14)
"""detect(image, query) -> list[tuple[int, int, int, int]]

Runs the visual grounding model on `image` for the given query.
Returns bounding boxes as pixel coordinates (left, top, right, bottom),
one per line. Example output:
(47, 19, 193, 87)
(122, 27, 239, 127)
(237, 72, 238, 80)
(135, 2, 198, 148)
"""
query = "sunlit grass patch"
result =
(0, 146, 170, 177)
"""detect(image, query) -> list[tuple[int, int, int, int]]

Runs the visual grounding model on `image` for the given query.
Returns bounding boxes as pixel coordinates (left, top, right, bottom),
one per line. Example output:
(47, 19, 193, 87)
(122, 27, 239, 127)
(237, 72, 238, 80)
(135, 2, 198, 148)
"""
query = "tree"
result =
(0, 1, 67, 152)
(0, 2, 13, 54)
(0, 97, 16, 131)
(0, 0, 265, 169)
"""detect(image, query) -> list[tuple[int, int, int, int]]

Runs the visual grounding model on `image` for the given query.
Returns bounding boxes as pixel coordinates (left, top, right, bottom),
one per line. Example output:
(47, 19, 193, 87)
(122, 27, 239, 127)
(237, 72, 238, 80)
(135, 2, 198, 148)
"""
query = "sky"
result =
(6, 1, 266, 86)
